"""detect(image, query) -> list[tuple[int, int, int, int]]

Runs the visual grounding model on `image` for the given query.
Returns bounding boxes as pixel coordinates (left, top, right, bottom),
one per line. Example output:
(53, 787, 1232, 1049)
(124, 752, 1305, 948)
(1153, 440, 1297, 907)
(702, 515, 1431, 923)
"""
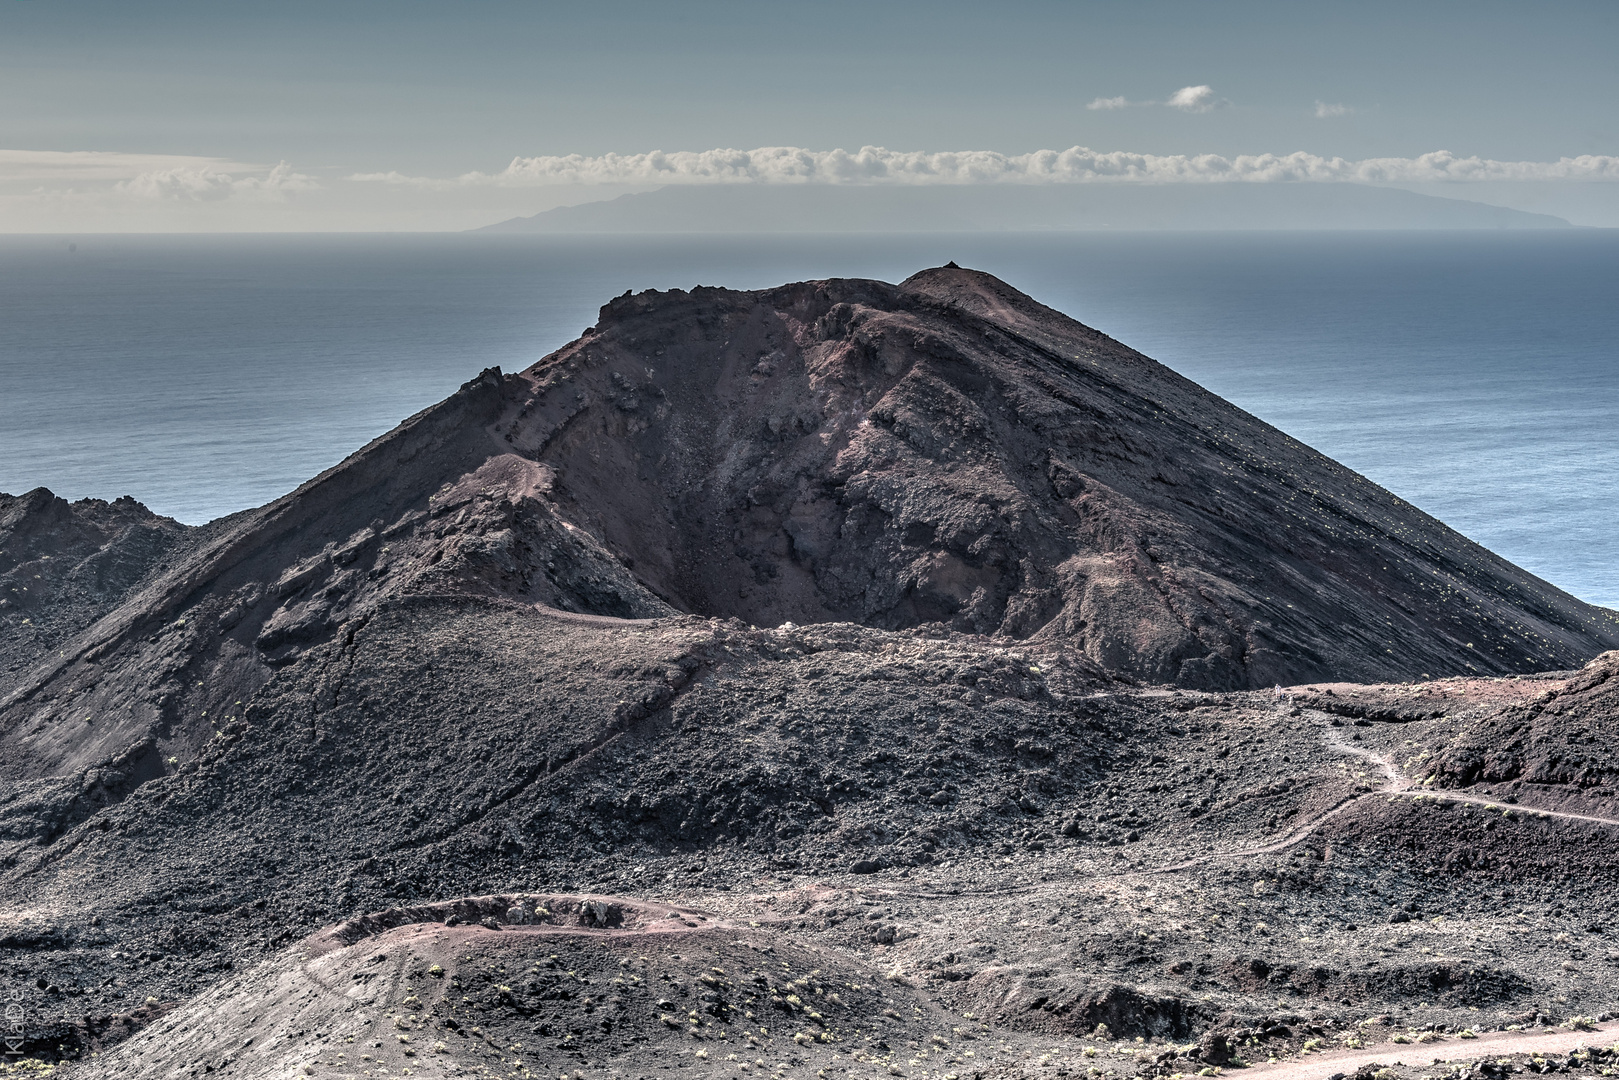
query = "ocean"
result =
(1, 231, 1615, 610)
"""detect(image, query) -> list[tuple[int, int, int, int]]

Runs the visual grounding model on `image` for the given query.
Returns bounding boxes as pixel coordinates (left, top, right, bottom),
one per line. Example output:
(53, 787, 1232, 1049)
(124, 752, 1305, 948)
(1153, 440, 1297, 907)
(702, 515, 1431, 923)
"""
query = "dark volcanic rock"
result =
(0, 489, 192, 684)
(503, 267, 1616, 686)
(1424, 650, 1619, 789)
(4, 267, 1619, 1077)
(4, 267, 1613, 715)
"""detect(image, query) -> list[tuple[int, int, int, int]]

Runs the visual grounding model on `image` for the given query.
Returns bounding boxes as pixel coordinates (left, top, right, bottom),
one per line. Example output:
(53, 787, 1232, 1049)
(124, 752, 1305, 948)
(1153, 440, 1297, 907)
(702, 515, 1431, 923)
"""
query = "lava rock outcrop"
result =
(0, 489, 191, 683)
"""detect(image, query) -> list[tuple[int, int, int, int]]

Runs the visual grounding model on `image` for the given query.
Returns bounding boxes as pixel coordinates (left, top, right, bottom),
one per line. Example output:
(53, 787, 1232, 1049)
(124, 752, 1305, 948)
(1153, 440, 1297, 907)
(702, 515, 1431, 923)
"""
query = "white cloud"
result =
(1084, 85, 1224, 112)
(350, 146, 1619, 189)
(117, 161, 318, 202)
(1315, 101, 1353, 119)
(347, 170, 432, 187)
(117, 168, 239, 201)
(0, 150, 319, 205)
(1166, 85, 1220, 112)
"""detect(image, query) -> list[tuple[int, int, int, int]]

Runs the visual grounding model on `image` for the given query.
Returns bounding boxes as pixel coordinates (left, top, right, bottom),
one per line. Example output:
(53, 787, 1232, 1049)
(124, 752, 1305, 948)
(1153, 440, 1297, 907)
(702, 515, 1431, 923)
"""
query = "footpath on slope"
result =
(1239, 1021, 1619, 1080)
(1149, 706, 1619, 877)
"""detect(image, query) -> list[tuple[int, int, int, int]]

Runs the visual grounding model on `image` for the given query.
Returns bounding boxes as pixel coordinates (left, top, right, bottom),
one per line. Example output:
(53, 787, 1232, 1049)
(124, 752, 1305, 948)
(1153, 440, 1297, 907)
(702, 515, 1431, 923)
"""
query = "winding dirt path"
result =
(1240, 1021, 1619, 1080)
(1149, 710, 1619, 876)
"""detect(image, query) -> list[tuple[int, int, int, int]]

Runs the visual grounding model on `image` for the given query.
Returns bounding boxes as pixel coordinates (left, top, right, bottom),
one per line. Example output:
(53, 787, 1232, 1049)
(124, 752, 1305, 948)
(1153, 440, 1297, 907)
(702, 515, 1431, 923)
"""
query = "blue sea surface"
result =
(0, 231, 1615, 609)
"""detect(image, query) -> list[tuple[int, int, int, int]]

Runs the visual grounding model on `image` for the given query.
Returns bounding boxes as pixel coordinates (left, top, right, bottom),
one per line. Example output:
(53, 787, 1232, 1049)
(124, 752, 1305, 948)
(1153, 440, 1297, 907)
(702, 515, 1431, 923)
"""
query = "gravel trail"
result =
(1243, 1022, 1619, 1080)
(1149, 710, 1619, 875)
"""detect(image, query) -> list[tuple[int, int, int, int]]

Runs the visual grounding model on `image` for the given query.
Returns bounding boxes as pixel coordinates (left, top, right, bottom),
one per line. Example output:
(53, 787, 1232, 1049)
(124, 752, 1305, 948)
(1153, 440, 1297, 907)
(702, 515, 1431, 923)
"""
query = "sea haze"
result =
(1, 231, 1615, 610)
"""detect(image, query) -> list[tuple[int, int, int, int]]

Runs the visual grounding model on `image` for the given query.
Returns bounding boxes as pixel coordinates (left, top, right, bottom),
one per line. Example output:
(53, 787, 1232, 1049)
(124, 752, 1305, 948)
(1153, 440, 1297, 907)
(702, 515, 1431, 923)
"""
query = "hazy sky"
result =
(3, 0, 1616, 230)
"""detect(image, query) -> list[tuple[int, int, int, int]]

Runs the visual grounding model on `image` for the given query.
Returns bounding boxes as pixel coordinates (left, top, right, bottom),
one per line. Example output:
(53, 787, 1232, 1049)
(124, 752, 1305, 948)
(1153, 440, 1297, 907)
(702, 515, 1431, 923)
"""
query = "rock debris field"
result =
(1, 267, 1617, 1080)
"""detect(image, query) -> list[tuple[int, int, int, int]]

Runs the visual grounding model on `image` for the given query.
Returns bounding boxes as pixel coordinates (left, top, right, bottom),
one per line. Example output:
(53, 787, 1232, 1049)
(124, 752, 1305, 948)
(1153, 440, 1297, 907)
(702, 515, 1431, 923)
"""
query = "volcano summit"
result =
(472, 265, 1613, 685)
(2, 268, 1617, 1079)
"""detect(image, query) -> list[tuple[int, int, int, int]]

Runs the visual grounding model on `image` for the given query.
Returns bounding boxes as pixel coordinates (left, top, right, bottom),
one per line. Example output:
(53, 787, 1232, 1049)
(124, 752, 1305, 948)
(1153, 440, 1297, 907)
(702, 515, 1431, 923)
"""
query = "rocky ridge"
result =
(0, 489, 193, 685)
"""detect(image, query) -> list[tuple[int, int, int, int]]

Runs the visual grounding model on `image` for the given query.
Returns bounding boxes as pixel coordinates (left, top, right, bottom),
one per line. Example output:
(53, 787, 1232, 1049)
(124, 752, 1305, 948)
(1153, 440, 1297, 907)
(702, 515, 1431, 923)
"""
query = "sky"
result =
(3, 0, 1617, 231)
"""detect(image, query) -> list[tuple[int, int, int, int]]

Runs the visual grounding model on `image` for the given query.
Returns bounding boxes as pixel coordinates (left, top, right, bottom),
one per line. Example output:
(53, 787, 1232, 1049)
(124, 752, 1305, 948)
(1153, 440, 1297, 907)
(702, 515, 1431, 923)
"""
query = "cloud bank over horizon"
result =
(117, 162, 318, 202)
(0, 150, 333, 231)
(5, 143, 1619, 232)
(0, 150, 319, 203)
(353, 145, 1619, 189)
